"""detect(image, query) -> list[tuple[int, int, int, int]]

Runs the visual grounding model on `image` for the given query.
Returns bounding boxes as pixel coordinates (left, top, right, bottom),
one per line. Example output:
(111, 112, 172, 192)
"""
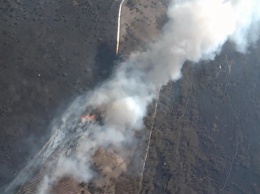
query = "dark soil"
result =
(140, 42, 260, 194)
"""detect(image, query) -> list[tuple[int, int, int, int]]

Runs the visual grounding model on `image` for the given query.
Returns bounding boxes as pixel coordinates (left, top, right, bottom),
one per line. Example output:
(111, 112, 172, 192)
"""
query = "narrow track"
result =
(116, 0, 126, 55)
(138, 86, 162, 193)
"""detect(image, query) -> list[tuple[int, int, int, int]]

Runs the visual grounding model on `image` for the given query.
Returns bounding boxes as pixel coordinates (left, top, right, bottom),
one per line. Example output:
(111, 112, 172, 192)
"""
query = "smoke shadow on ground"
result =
(93, 41, 117, 82)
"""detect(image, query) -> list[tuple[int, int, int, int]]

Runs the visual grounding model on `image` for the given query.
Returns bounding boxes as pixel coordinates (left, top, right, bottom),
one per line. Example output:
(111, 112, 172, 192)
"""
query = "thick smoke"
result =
(7, 0, 260, 193)
(50, 0, 260, 189)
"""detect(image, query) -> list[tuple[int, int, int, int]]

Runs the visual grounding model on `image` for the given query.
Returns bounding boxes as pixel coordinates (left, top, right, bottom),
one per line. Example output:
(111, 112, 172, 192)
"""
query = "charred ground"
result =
(0, 0, 118, 190)
(1, 0, 260, 194)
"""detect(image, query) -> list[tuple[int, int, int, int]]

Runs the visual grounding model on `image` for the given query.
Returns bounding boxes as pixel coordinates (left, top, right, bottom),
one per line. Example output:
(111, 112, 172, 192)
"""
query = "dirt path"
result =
(116, 0, 127, 55)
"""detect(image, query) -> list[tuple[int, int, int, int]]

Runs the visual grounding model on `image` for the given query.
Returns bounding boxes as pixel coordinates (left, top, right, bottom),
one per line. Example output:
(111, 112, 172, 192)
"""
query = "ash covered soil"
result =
(1, 0, 260, 194)
(0, 0, 118, 190)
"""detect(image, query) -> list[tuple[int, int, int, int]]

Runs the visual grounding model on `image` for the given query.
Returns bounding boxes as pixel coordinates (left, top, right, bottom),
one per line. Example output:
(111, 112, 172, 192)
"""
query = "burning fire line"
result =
(80, 113, 96, 125)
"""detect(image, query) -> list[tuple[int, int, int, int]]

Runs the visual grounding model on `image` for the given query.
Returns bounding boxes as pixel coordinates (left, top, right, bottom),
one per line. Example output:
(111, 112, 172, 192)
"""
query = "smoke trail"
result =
(6, 0, 260, 193)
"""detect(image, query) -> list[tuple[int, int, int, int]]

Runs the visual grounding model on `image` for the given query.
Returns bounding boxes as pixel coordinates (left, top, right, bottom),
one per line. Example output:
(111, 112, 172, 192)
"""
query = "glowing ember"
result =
(80, 114, 96, 124)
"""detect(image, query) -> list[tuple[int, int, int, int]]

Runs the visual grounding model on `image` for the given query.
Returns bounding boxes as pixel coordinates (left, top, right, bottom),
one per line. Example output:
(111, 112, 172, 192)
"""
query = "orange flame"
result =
(80, 114, 96, 124)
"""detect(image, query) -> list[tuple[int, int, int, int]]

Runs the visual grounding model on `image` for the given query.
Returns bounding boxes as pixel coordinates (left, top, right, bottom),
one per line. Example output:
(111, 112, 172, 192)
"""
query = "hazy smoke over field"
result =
(6, 0, 260, 193)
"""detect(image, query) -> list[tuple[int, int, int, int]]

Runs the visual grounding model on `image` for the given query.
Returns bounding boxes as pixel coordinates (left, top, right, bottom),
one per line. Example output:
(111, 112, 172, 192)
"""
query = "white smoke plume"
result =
(6, 0, 260, 193)
(49, 0, 260, 189)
